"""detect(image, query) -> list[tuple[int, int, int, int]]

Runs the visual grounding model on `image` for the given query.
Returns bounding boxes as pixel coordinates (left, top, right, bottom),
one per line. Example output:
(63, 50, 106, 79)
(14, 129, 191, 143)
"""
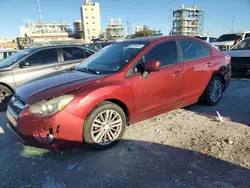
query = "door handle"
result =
(173, 70, 184, 77)
(53, 66, 62, 70)
(206, 62, 214, 67)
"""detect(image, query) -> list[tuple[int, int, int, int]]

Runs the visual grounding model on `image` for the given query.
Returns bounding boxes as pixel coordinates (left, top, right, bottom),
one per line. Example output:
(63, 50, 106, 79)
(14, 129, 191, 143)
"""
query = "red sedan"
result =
(6, 36, 231, 150)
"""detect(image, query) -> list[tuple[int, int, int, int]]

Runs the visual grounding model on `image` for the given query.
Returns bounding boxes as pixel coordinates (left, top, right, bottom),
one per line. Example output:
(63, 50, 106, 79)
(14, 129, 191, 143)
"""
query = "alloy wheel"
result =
(208, 79, 222, 103)
(90, 110, 123, 145)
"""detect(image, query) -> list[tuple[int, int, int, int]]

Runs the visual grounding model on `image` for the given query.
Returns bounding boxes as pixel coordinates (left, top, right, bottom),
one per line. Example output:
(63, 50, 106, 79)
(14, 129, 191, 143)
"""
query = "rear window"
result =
(232, 38, 250, 50)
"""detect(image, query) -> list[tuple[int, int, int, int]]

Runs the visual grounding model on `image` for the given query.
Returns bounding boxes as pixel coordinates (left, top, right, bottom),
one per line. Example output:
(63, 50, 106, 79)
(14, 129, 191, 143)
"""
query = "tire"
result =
(0, 85, 13, 111)
(83, 101, 126, 150)
(204, 76, 224, 106)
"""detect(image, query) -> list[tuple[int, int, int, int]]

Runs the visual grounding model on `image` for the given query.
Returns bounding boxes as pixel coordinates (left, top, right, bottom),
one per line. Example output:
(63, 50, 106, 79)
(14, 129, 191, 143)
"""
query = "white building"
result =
(80, 0, 101, 43)
(20, 20, 74, 42)
(135, 26, 144, 33)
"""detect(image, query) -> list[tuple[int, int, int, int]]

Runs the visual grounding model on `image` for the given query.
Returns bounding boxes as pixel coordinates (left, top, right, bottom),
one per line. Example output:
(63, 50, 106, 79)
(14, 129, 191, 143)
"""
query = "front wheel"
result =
(204, 76, 224, 106)
(83, 101, 126, 150)
(0, 85, 12, 111)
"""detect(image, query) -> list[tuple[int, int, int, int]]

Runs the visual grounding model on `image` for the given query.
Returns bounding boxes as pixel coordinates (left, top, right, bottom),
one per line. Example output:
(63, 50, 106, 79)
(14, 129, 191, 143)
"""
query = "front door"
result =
(13, 48, 60, 87)
(131, 40, 184, 118)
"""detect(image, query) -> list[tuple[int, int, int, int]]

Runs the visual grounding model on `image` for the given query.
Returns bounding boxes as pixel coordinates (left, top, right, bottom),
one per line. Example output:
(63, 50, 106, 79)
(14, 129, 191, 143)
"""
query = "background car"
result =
(227, 37, 250, 77)
(213, 31, 250, 51)
(195, 36, 217, 43)
(6, 36, 231, 150)
(0, 45, 95, 111)
(0, 48, 18, 62)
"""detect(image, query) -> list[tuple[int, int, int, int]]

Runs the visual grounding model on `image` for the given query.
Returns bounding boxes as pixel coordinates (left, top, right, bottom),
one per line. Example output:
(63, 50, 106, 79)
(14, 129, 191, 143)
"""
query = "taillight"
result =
(225, 55, 231, 63)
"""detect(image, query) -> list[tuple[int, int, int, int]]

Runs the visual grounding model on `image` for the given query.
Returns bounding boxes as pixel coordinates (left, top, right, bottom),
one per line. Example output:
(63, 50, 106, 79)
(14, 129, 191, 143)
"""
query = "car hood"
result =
(227, 49, 250, 57)
(213, 41, 235, 46)
(16, 70, 106, 104)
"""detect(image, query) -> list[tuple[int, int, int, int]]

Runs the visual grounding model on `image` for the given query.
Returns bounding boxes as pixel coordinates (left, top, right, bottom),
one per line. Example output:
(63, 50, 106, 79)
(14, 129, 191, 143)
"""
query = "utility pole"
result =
(37, 0, 45, 43)
(231, 8, 235, 33)
(126, 21, 132, 35)
(169, 0, 174, 35)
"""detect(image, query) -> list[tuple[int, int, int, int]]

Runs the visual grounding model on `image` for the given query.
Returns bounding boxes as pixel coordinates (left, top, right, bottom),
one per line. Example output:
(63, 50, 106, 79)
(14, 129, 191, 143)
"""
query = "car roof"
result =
(24, 44, 95, 52)
(118, 35, 202, 44)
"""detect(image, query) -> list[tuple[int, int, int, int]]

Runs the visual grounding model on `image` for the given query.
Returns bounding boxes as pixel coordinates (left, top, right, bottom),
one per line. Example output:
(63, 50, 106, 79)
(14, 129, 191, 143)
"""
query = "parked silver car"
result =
(0, 45, 95, 110)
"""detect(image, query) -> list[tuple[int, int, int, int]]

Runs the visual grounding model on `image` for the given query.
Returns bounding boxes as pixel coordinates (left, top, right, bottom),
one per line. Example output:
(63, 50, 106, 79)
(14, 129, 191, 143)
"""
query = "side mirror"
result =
(19, 61, 30, 68)
(144, 60, 161, 72)
(142, 60, 161, 79)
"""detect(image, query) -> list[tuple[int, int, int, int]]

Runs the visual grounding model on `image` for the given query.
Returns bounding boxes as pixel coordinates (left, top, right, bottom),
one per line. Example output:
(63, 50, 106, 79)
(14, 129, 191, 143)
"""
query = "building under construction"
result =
(172, 4, 204, 36)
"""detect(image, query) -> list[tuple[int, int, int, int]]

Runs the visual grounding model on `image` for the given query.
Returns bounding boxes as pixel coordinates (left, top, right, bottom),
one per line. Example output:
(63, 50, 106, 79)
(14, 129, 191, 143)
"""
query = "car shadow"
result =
(0, 121, 250, 188)
(185, 79, 250, 126)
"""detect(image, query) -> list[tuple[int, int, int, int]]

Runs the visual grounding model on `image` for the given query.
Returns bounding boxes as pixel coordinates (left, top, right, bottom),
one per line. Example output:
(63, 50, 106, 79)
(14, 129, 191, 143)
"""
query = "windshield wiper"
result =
(78, 67, 100, 74)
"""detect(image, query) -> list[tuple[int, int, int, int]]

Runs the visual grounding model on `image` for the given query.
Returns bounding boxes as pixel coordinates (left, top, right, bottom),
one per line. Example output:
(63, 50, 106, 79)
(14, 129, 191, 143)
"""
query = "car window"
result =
(201, 43, 211, 57)
(179, 40, 203, 62)
(133, 41, 178, 74)
(145, 41, 177, 67)
(62, 47, 86, 61)
(0, 52, 4, 61)
(245, 33, 250, 39)
(232, 38, 250, 50)
(26, 48, 58, 66)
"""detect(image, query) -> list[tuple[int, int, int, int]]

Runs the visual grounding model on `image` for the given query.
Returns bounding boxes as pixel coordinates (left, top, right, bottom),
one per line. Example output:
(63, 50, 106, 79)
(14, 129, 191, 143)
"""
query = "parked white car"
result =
(213, 31, 250, 51)
(0, 48, 18, 62)
(227, 37, 250, 76)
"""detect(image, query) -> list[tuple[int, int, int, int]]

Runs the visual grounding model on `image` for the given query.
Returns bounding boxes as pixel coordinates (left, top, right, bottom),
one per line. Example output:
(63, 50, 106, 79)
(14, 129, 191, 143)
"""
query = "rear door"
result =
(59, 47, 93, 70)
(13, 48, 60, 87)
(131, 40, 184, 118)
(178, 39, 214, 105)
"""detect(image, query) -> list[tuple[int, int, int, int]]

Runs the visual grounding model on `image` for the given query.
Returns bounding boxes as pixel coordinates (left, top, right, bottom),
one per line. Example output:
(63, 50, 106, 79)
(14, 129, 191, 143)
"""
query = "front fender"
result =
(65, 81, 136, 123)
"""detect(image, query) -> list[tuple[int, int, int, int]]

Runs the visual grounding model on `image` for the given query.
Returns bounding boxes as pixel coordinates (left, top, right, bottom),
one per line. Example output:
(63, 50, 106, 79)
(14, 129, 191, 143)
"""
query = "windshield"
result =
(232, 38, 250, 50)
(0, 48, 34, 68)
(76, 42, 148, 74)
(217, 34, 242, 42)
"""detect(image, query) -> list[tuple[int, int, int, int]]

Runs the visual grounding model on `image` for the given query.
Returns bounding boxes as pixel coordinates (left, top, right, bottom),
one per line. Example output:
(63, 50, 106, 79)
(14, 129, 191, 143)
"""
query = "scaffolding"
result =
(105, 18, 125, 41)
(172, 4, 204, 36)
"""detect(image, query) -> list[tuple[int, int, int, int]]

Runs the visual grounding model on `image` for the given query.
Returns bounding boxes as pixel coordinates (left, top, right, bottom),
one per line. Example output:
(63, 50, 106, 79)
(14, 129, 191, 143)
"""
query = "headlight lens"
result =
(29, 95, 74, 117)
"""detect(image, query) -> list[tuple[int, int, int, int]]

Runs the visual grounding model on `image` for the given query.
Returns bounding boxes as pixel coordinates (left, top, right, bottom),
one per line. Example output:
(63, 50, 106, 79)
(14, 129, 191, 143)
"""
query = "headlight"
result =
(29, 95, 74, 117)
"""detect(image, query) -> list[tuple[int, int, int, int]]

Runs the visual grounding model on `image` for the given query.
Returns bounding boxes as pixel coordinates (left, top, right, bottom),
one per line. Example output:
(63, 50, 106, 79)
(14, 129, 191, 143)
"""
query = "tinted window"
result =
(26, 49, 58, 66)
(179, 40, 203, 61)
(62, 47, 86, 61)
(209, 38, 217, 43)
(144, 41, 177, 67)
(201, 43, 211, 57)
(133, 41, 177, 74)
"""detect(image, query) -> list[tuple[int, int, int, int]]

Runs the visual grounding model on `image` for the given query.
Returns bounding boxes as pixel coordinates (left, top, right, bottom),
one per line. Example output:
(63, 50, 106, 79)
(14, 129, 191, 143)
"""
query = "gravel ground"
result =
(0, 79, 250, 188)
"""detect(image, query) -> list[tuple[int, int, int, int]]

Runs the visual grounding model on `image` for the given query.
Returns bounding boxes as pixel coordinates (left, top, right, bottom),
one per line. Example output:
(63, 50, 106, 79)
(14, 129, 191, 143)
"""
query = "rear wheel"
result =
(83, 101, 126, 150)
(204, 76, 224, 106)
(0, 85, 12, 111)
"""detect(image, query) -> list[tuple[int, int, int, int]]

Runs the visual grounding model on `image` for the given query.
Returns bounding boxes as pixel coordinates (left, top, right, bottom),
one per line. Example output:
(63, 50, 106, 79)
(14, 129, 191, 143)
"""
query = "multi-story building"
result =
(20, 20, 74, 42)
(80, 0, 101, 43)
(171, 4, 204, 36)
(105, 18, 125, 41)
